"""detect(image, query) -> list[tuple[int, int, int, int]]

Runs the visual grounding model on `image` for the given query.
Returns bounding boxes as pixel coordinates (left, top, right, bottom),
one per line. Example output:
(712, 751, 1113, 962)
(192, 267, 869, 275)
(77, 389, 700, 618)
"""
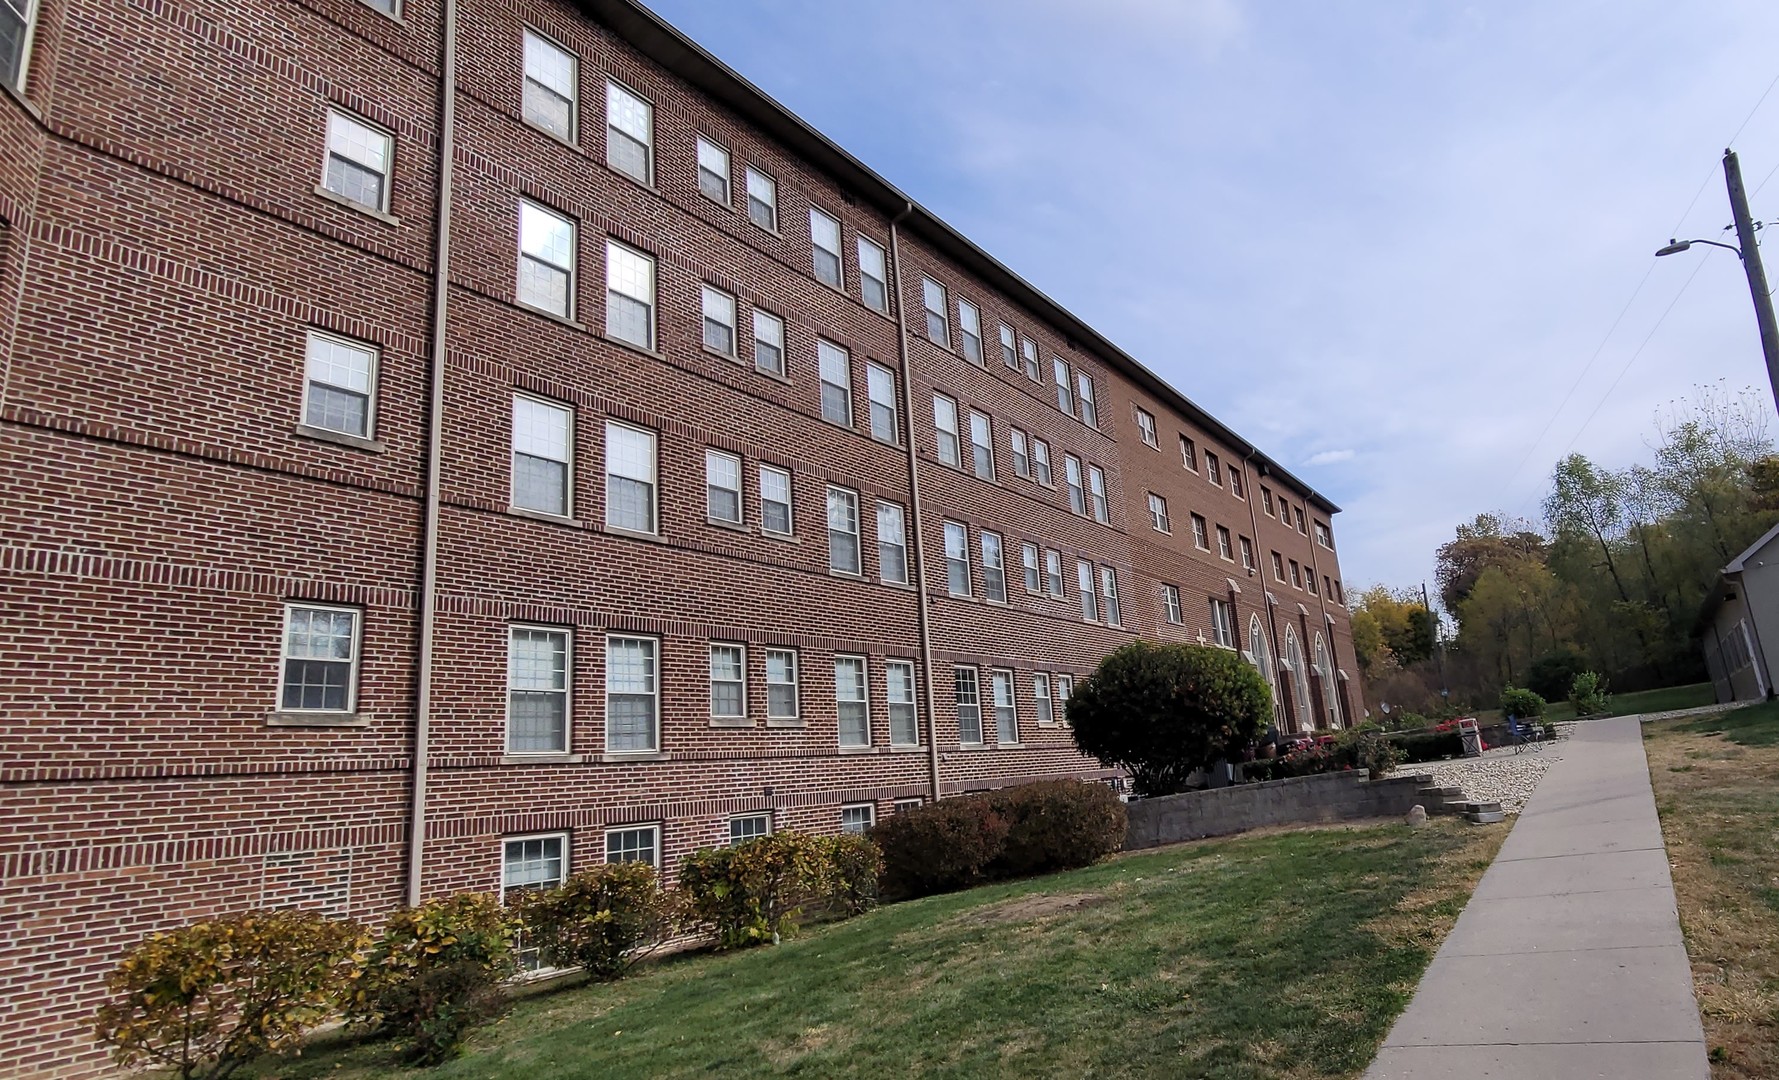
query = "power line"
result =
(1669, 68, 1779, 235)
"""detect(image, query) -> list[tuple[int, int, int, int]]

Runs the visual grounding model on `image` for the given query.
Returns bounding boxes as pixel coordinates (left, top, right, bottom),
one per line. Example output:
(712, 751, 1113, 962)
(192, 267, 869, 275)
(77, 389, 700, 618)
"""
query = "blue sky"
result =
(648, 0, 1779, 597)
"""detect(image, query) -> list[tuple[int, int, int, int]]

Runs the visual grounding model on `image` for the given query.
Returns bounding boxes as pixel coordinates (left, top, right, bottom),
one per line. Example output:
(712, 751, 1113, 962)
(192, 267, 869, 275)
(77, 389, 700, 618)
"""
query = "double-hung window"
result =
(746, 167, 778, 230)
(810, 207, 843, 288)
(968, 411, 995, 480)
(958, 300, 984, 364)
(606, 635, 658, 752)
(710, 643, 745, 719)
(954, 666, 983, 744)
(877, 501, 908, 585)
(696, 136, 730, 203)
(1099, 567, 1121, 626)
(1022, 338, 1040, 381)
(303, 331, 378, 439)
(512, 395, 572, 516)
(1162, 584, 1183, 625)
(752, 310, 784, 376)
(605, 825, 658, 866)
(1295, 505, 1307, 534)
(766, 649, 799, 719)
(944, 521, 970, 596)
(1075, 373, 1097, 427)
(604, 422, 656, 533)
(999, 324, 1018, 369)
(322, 111, 393, 214)
(508, 626, 570, 753)
(1, 0, 37, 90)
(1290, 560, 1303, 589)
(1230, 468, 1245, 499)
(933, 394, 961, 467)
(835, 656, 869, 747)
(1010, 429, 1030, 478)
(818, 340, 852, 426)
(1206, 451, 1222, 485)
(1045, 550, 1064, 597)
(991, 670, 1017, 743)
(605, 80, 653, 183)
(1064, 455, 1086, 515)
(1315, 521, 1333, 549)
(1034, 673, 1053, 725)
(1240, 536, 1255, 570)
(1191, 514, 1209, 550)
(705, 449, 742, 524)
(1273, 551, 1287, 582)
(922, 277, 948, 346)
(605, 240, 655, 348)
(1135, 408, 1157, 446)
(1057, 675, 1074, 722)
(1077, 560, 1097, 621)
(1087, 465, 1108, 523)
(981, 531, 1006, 603)
(523, 30, 577, 141)
(1052, 358, 1073, 414)
(1180, 435, 1198, 472)
(1209, 599, 1234, 648)
(827, 487, 860, 574)
(701, 286, 736, 356)
(1306, 572, 1319, 596)
(858, 237, 889, 313)
(887, 661, 918, 746)
(1263, 487, 1275, 515)
(760, 465, 793, 535)
(867, 363, 898, 443)
(518, 201, 575, 318)
(1216, 526, 1234, 561)
(1021, 542, 1041, 593)
(279, 604, 360, 713)
(1148, 493, 1170, 533)
(1031, 439, 1053, 486)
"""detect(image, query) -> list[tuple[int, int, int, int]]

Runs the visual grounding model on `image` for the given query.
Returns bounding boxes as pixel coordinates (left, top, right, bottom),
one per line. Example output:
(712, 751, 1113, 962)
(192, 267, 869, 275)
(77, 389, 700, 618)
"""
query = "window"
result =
(710, 643, 745, 719)
(1162, 584, 1183, 625)
(1209, 599, 1234, 648)
(1064, 455, 1085, 514)
(1306, 571, 1318, 596)
(766, 649, 799, 719)
(1180, 435, 1198, 471)
(752, 309, 785, 376)
(1135, 408, 1157, 446)
(1272, 551, 1286, 582)
(705, 449, 742, 524)
(1315, 521, 1333, 549)
(604, 422, 656, 533)
(1031, 439, 1053, 486)
(958, 300, 984, 364)
(1, 0, 36, 90)
(893, 797, 923, 815)
(517, 201, 575, 318)
(523, 30, 577, 141)
(1052, 358, 1073, 414)
(302, 331, 377, 439)
(1077, 560, 1097, 621)
(1010, 429, 1030, 478)
(818, 340, 852, 426)
(605, 80, 652, 183)
(321, 111, 392, 213)
(1045, 549, 1064, 597)
(1190, 514, 1208, 550)
(1229, 467, 1244, 499)
(508, 626, 570, 752)
(1034, 673, 1053, 725)
(1324, 574, 1334, 598)
(1206, 451, 1222, 485)
(1147, 493, 1170, 533)
(1290, 560, 1303, 589)
(605, 240, 655, 348)
(827, 486, 860, 574)
(840, 804, 875, 835)
(1279, 498, 1291, 524)
(1087, 465, 1108, 524)
(866, 363, 898, 443)
(999, 324, 1018, 369)
(992, 669, 1017, 743)
(730, 814, 770, 846)
(968, 411, 995, 480)
(858, 237, 889, 313)
(809, 206, 843, 288)
(933, 394, 961, 467)
(1021, 542, 1040, 593)
(887, 661, 918, 746)
(1262, 487, 1275, 515)
(835, 656, 869, 747)
(760, 465, 793, 535)
(1022, 338, 1040, 381)
(954, 666, 982, 744)
(1334, 580, 1344, 604)
(279, 604, 360, 712)
(877, 501, 908, 585)
(701, 286, 736, 356)
(605, 825, 658, 866)
(981, 531, 1006, 603)
(1057, 675, 1074, 722)
(502, 834, 566, 950)
(1240, 536, 1255, 571)
(696, 136, 730, 203)
(944, 521, 970, 596)
(1075, 373, 1097, 427)
(1099, 566, 1121, 627)
(746, 167, 778, 230)
(1295, 505, 1307, 534)
(512, 395, 572, 516)
(922, 277, 948, 346)
(1216, 525, 1233, 561)
(606, 636, 658, 752)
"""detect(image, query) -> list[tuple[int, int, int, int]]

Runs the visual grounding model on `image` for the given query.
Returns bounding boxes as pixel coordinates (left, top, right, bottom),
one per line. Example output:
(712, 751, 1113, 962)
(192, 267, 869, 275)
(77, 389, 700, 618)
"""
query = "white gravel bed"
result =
(1386, 751, 1559, 815)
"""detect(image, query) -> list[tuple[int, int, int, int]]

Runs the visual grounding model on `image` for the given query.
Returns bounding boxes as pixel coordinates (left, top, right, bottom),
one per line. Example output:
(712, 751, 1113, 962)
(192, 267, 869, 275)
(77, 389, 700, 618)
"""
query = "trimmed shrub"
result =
(986, 779, 1127, 877)
(815, 833, 884, 917)
(1569, 671, 1610, 716)
(871, 795, 1010, 898)
(94, 909, 364, 1080)
(1499, 685, 1547, 721)
(679, 831, 836, 948)
(512, 862, 677, 981)
(349, 893, 515, 1065)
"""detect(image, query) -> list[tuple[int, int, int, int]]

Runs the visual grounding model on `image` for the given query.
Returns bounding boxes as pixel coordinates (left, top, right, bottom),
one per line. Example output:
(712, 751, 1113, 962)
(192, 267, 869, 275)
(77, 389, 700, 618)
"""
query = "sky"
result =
(647, 0, 1779, 599)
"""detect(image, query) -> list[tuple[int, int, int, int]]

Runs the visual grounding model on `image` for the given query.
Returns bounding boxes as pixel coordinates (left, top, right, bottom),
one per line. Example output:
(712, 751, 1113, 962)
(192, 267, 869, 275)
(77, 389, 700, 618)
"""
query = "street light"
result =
(1655, 238, 1743, 258)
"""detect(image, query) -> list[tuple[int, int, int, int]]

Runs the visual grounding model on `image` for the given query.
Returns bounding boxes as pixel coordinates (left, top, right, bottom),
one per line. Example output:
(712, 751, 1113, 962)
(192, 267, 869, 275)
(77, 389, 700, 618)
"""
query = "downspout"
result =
(888, 204, 943, 803)
(407, 0, 458, 906)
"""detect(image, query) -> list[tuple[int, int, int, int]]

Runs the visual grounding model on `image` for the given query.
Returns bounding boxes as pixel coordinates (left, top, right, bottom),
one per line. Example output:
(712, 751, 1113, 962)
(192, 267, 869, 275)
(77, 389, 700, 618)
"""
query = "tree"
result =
(1435, 513, 1546, 612)
(1067, 642, 1272, 796)
(1349, 586, 1434, 669)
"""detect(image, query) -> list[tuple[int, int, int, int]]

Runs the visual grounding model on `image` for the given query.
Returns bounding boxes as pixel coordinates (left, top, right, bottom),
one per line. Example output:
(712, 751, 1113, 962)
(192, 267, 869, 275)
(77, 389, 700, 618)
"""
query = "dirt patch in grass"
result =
(972, 890, 1109, 925)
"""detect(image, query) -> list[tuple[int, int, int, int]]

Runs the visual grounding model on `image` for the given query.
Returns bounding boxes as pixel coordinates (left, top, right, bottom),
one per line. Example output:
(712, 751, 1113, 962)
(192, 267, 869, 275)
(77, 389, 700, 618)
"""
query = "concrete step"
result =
(1467, 809, 1507, 825)
(1419, 785, 1463, 799)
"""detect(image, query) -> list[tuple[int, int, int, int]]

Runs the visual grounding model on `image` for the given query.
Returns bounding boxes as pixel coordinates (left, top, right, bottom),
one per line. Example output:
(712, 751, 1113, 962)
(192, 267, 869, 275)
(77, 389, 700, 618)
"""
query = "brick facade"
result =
(0, 0, 1361, 1073)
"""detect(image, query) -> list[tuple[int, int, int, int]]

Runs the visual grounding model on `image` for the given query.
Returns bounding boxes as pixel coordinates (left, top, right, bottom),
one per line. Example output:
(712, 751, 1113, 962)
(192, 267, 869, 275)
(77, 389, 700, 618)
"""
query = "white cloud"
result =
(1304, 449, 1356, 467)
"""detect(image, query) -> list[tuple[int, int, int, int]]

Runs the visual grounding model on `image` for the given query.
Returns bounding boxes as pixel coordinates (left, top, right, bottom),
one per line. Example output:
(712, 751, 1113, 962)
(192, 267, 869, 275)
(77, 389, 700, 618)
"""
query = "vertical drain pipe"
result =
(407, 0, 458, 906)
(888, 204, 943, 803)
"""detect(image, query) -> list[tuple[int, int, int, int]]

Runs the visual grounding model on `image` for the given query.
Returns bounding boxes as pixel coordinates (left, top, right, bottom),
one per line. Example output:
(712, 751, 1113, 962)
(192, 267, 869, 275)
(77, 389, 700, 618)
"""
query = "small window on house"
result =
(818, 340, 852, 426)
(954, 666, 983, 744)
(1262, 487, 1275, 515)
(766, 648, 799, 719)
(1216, 525, 1233, 561)
(1205, 451, 1222, 485)
(1190, 514, 1208, 550)
(1087, 465, 1108, 524)
(321, 110, 393, 214)
(705, 449, 742, 524)
(1209, 599, 1234, 648)
(605, 240, 655, 348)
(1077, 560, 1097, 621)
(1075, 373, 1097, 427)
(1099, 566, 1121, 626)
(1135, 408, 1157, 446)
(1031, 439, 1053, 486)
(1021, 542, 1041, 593)
(1162, 584, 1182, 625)
(1230, 467, 1245, 499)
(1280, 498, 1292, 524)
(858, 237, 889, 313)
(279, 604, 360, 713)
(1306, 572, 1319, 596)
(1272, 551, 1286, 581)
(523, 30, 577, 141)
(1064, 455, 1085, 515)
(933, 394, 961, 468)
(1022, 338, 1040, 381)
(696, 136, 730, 203)
(746, 166, 778, 230)
(1290, 560, 1303, 589)
(710, 642, 746, 719)
(1052, 358, 1073, 414)
(701, 285, 736, 356)
(922, 277, 949, 346)
(1240, 536, 1255, 571)
(1148, 493, 1170, 533)
(1180, 435, 1198, 471)
(893, 797, 923, 815)
(302, 331, 378, 439)
(1, 0, 40, 90)
(827, 486, 860, 574)
(835, 655, 870, 747)
(840, 804, 875, 834)
(517, 201, 575, 318)
(1334, 580, 1344, 604)
(1315, 521, 1333, 549)
(1010, 429, 1030, 478)
(606, 635, 658, 752)
(605, 80, 653, 183)
(958, 300, 984, 364)
(981, 531, 1006, 603)
(604, 422, 656, 533)
(760, 465, 793, 535)
(1057, 675, 1074, 722)
(866, 363, 898, 443)
(968, 411, 995, 480)
(1045, 549, 1064, 597)
(991, 669, 1017, 743)
(502, 834, 566, 904)
(605, 824, 659, 866)
(729, 813, 770, 845)
(752, 309, 785, 376)
(999, 324, 1018, 369)
(887, 661, 918, 746)
(1295, 505, 1307, 533)
(1034, 673, 1054, 725)
(944, 521, 970, 596)
(877, 501, 908, 585)
(508, 625, 570, 753)
(511, 395, 572, 516)
(810, 206, 843, 288)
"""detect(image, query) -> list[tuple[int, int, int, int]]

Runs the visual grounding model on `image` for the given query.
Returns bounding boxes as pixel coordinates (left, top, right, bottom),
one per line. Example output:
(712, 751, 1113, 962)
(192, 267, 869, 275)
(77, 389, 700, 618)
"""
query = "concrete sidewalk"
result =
(1366, 716, 1709, 1080)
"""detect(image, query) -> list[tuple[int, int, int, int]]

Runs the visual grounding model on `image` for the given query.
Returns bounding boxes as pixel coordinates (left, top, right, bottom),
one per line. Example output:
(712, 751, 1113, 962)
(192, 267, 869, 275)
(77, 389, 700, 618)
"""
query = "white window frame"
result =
(818, 339, 853, 427)
(507, 623, 572, 754)
(886, 660, 919, 746)
(1045, 549, 1064, 598)
(1034, 672, 1054, 725)
(729, 813, 771, 846)
(603, 421, 657, 534)
(522, 28, 578, 143)
(746, 166, 778, 231)
(1010, 428, 1031, 478)
(500, 832, 568, 903)
(1180, 435, 1198, 472)
(827, 485, 861, 575)
(840, 803, 876, 835)
(701, 284, 737, 357)
(1206, 451, 1222, 485)
(1075, 372, 1097, 427)
(1217, 525, 1234, 562)
(766, 648, 800, 720)
(1100, 566, 1121, 627)
(696, 135, 731, 204)
(1191, 514, 1209, 551)
(922, 277, 949, 347)
(705, 448, 743, 525)
(867, 362, 899, 443)
(277, 602, 362, 714)
(1031, 439, 1053, 486)
(1022, 337, 1040, 381)
(981, 530, 1006, 604)
(301, 329, 379, 440)
(320, 109, 394, 215)
(710, 641, 747, 720)
(604, 823, 660, 866)
(893, 797, 924, 815)
(1135, 407, 1157, 446)
(1147, 493, 1170, 533)
(1057, 674, 1074, 724)
(877, 500, 909, 585)
(1162, 584, 1183, 625)
(605, 239, 656, 349)
(605, 79, 654, 184)
(968, 410, 995, 481)
(991, 668, 1018, 744)
(1064, 455, 1086, 515)
(1240, 536, 1255, 571)
(835, 654, 870, 748)
(511, 393, 574, 518)
(933, 393, 962, 468)
(1021, 541, 1041, 594)
(1, 0, 41, 92)
(1087, 465, 1108, 523)
(810, 205, 844, 289)
(858, 236, 889, 313)
(954, 665, 983, 745)
(752, 308, 785, 377)
(605, 634, 659, 753)
(944, 520, 971, 597)
(958, 299, 984, 364)
(760, 464, 794, 536)
(999, 324, 1018, 369)
(517, 199, 576, 319)
(1077, 560, 1097, 621)
(1273, 551, 1287, 582)
(1053, 358, 1073, 414)
(1316, 521, 1334, 550)
(1209, 599, 1235, 648)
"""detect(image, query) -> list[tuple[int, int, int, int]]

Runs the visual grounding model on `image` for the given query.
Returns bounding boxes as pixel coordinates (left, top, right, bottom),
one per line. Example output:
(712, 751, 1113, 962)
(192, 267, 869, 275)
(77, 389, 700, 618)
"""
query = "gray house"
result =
(1702, 521, 1779, 703)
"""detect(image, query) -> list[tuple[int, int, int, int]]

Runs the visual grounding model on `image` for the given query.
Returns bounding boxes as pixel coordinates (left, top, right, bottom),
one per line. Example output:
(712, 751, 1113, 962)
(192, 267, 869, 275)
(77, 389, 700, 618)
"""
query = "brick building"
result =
(0, 0, 1359, 1072)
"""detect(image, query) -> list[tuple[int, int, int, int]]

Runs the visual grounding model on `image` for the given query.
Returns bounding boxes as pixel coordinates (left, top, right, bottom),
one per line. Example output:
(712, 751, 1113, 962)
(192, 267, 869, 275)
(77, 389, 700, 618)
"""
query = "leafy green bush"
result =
(679, 831, 845, 948)
(1527, 651, 1588, 703)
(349, 893, 515, 1065)
(1067, 642, 1273, 796)
(1389, 728, 1465, 764)
(1499, 685, 1547, 720)
(1568, 671, 1610, 716)
(871, 796, 1010, 898)
(815, 833, 884, 917)
(94, 909, 364, 1080)
(986, 779, 1127, 877)
(1339, 727, 1406, 778)
(512, 862, 677, 981)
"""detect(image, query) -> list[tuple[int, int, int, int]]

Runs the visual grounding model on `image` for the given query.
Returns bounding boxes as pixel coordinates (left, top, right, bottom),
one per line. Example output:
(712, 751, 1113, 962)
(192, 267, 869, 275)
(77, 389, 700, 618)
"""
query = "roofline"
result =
(580, 0, 1341, 516)
(1724, 518, 1779, 575)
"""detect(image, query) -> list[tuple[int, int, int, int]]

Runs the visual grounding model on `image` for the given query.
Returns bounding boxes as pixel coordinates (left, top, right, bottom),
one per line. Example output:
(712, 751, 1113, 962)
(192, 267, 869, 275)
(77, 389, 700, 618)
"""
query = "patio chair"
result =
(1506, 715, 1544, 754)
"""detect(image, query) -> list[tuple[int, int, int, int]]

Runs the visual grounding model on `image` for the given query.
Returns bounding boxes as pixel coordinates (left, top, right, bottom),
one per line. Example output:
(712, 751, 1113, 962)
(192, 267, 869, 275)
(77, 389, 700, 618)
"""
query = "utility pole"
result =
(1723, 148, 1779, 417)
(1422, 581, 1449, 704)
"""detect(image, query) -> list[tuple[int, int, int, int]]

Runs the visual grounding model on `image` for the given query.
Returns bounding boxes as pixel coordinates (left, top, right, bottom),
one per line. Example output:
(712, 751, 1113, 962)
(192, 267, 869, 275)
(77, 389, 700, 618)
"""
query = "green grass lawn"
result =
(248, 821, 1501, 1080)
(1471, 681, 1715, 725)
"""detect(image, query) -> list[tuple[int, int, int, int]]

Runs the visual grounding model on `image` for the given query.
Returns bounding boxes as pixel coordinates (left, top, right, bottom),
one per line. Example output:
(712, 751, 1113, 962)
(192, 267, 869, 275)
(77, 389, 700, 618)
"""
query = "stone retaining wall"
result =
(1124, 771, 1434, 850)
